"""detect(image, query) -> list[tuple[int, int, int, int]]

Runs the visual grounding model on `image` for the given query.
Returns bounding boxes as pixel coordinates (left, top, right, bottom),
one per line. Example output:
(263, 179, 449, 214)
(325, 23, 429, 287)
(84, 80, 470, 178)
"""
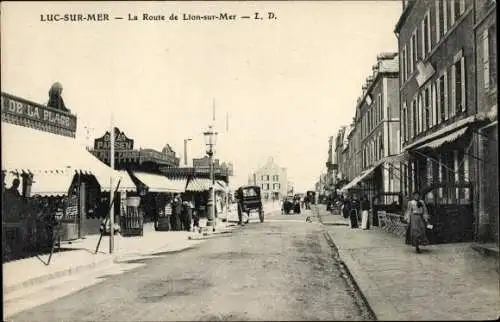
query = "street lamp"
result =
(184, 138, 192, 166)
(203, 125, 218, 230)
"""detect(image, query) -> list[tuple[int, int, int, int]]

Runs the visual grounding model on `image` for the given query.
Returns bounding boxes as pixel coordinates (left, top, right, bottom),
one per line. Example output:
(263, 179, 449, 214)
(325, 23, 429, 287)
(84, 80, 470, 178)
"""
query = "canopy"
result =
(101, 170, 137, 193)
(30, 170, 75, 197)
(403, 115, 475, 151)
(2, 123, 121, 190)
(186, 178, 212, 192)
(341, 162, 380, 192)
(415, 127, 468, 150)
(132, 172, 184, 193)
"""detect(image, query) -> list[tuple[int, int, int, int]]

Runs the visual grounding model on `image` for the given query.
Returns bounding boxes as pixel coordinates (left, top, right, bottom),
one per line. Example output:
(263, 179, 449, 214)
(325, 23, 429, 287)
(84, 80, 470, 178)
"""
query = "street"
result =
(7, 210, 374, 321)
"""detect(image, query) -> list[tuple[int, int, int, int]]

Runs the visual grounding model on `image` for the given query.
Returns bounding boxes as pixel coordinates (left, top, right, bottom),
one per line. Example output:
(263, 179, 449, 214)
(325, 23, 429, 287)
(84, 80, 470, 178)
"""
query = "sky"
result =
(1, 1, 402, 192)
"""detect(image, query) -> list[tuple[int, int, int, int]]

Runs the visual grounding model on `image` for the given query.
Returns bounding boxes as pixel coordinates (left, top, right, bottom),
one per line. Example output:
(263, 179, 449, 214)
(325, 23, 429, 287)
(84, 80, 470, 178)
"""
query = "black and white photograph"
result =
(1, 0, 498, 320)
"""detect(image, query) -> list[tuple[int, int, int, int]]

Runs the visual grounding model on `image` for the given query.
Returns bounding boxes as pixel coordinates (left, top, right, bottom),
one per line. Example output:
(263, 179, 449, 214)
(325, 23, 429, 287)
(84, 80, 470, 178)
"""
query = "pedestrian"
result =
(341, 196, 351, 219)
(189, 199, 198, 232)
(171, 194, 183, 231)
(404, 191, 430, 253)
(182, 200, 193, 232)
(360, 195, 370, 230)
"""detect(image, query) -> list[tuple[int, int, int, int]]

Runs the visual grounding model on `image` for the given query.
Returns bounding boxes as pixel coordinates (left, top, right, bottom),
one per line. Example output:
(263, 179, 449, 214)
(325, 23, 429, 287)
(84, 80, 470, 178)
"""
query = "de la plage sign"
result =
(1, 93, 77, 131)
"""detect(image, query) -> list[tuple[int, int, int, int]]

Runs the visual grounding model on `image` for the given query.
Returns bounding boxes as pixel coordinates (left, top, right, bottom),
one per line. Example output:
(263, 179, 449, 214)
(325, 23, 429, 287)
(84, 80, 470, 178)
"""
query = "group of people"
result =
(332, 191, 432, 254)
(165, 194, 197, 232)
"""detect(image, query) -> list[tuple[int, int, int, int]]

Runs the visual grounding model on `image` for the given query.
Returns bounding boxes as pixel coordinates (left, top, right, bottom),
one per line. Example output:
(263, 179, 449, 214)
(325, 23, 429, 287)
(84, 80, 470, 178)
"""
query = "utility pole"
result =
(109, 114, 115, 254)
(184, 138, 192, 166)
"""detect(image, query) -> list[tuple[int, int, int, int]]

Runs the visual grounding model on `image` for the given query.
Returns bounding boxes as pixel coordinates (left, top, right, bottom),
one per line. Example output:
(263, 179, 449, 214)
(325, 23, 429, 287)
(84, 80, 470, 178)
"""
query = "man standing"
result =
(171, 194, 183, 231)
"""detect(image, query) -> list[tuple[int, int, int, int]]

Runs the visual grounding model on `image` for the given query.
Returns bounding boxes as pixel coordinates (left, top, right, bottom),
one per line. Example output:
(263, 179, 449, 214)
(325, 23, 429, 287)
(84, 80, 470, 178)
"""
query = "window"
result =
(379, 134, 384, 158)
(451, 57, 464, 114)
(402, 102, 408, 142)
(401, 46, 407, 81)
(422, 86, 431, 130)
(265, 183, 270, 190)
(422, 11, 431, 56)
(483, 25, 497, 89)
(273, 175, 279, 181)
(431, 83, 438, 127)
(412, 98, 417, 138)
(409, 31, 417, 73)
(450, 0, 464, 26)
(378, 94, 382, 121)
(436, 0, 448, 41)
(437, 71, 449, 121)
(417, 93, 423, 134)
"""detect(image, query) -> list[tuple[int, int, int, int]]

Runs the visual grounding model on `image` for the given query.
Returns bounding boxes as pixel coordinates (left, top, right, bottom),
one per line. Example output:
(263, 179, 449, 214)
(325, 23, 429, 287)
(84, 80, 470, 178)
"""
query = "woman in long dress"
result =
(405, 192, 430, 253)
(360, 195, 370, 230)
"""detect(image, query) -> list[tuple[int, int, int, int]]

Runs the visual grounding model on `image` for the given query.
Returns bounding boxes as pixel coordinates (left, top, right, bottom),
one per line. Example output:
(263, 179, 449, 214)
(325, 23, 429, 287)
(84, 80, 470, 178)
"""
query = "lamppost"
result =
(184, 138, 192, 166)
(203, 125, 218, 231)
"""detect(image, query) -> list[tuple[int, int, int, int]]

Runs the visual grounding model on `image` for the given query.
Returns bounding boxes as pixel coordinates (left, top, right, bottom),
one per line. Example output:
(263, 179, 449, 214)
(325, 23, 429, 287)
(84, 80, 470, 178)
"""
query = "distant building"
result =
(249, 157, 288, 200)
(192, 156, 233, 176)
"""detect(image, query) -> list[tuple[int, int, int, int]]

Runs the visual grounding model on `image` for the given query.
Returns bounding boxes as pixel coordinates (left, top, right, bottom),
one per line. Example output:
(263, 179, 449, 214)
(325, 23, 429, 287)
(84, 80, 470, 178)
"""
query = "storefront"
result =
(2, 92, 122, 262)
(128, 171, 186, 232)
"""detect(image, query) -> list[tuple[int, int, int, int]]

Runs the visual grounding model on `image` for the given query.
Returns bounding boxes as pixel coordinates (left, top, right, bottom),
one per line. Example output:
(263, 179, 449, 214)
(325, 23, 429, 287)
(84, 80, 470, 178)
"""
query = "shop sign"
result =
(1, 92, 77, 132)
(93, 150, 140, 162)
(60, 195, 79, 223)
(94, 127, 134, 151)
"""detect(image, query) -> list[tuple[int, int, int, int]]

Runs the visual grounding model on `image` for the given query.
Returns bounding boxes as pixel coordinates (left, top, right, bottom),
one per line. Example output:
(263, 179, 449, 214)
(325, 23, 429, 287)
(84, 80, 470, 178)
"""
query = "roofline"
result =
(394, 1, 415, 34)
(356, 70, 399, 112)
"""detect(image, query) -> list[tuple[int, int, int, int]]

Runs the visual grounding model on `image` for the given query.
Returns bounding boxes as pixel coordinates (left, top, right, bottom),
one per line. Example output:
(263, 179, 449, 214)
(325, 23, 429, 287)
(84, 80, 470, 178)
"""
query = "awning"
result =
(30, 170, 76, 197)
(186, 178, 212, 192)
(415, 127, 468, 150)
(132, 172, 183, 193)
(169, 178, 188, 192)
(1, 123, 121, 189)
(403, 115, 475, 151)
(341, 163, 380, 192)
(101, 170, 137, 193)
(380, 152, 409, 164)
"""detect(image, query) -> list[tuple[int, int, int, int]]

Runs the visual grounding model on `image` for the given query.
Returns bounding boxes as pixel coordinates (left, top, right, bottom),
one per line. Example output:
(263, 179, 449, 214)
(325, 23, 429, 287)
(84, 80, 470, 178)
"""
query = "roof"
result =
(2, 122, 121, 190)
(131, 171, 185, 193)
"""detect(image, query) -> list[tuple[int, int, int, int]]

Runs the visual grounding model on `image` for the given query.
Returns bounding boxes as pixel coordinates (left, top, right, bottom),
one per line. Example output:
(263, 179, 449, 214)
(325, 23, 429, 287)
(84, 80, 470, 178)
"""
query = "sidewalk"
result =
(3, 223, 205, 295)
(317, 207, 500, 321)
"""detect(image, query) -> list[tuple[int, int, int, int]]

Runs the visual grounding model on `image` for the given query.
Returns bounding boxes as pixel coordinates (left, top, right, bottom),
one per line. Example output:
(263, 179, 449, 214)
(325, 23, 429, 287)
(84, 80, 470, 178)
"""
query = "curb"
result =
(323, 231, 378, 321)
(3, 255, 114, 295)
(3, 236, 203, 295)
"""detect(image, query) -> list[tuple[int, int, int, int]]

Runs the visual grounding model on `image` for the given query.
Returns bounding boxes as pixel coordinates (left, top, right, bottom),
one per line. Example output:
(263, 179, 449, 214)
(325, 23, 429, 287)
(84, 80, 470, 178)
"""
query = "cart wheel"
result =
(259, 209, 264, 223)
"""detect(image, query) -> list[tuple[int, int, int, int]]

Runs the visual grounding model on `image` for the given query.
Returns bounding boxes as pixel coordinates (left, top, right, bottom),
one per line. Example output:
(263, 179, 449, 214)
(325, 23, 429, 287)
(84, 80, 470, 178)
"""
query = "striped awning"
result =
(101, 170, 137, 193)
(416, 127, 468, 150)
(132, 172, 184, 193)
(341, 163, 380, 192)
(30, 170, 76, 197)
(186, 178, 212, 192)
(169, 178, 188, 192)
(2, 123, 121, 190)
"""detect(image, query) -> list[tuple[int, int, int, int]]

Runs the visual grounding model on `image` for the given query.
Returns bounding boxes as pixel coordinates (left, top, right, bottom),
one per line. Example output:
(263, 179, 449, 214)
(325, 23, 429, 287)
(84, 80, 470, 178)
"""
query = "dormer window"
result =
(365, 94, 373, 106)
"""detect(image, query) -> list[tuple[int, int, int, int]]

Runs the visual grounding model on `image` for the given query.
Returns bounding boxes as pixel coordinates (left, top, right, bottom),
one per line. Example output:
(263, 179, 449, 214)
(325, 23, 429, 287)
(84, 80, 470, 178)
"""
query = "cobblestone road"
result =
(8, 213, 373, 321)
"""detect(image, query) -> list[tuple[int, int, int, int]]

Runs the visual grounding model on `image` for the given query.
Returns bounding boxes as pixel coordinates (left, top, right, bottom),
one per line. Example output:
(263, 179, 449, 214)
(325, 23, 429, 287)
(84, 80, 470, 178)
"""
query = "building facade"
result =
(395, 0, 497, 244)
(325, 135, 337, 194)
(473, 0, 497, 245)
(333, 126, 347, 185)
(249, 157, 288, 200)
(339, 53, 401, 203)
